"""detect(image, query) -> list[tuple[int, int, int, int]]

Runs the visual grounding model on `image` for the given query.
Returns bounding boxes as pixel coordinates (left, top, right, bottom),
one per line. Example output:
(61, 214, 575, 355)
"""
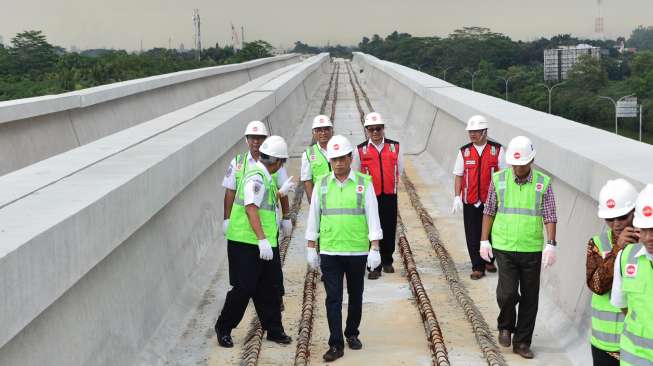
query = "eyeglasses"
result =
(366, 126, 383, 133)
(314, 127, 332, 133)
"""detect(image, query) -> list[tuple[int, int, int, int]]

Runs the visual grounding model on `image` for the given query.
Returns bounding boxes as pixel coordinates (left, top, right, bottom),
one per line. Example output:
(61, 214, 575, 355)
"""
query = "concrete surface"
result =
(0, 54, 301, 176)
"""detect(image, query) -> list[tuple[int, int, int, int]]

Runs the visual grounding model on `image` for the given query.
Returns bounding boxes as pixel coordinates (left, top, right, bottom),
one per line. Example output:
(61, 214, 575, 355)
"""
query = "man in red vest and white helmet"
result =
(353, 112, 403, 279)
(452, 115, 506, 280)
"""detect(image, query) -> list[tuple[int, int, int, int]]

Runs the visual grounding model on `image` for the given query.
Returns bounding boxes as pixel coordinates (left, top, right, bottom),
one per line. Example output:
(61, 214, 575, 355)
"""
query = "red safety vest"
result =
(460, 141, 501, 204)
(357, 139, 400, 195)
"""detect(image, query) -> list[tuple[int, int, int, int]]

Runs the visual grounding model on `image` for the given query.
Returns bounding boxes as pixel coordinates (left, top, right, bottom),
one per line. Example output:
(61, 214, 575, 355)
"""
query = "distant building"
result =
(544, 44, 601, 81)
(271, 48, 288, 56)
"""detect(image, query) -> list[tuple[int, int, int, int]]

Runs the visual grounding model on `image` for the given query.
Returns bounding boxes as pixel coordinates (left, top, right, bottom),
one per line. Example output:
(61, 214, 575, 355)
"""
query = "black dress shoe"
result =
(382, 264, 395, 273)
(368, 270, 381, 280)
(485, 263, 497, 273)
(513, 343, 534, 359)
(323, 346, 344, 361)
(346, 336, 363, 350)
(267, 331, 292, 344)
(216, 330, 233, 348)
(498, 330, 511, 347)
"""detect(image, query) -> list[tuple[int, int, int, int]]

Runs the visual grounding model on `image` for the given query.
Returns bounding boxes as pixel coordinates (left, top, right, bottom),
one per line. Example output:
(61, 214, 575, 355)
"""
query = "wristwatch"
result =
(546, 240, 557, 246)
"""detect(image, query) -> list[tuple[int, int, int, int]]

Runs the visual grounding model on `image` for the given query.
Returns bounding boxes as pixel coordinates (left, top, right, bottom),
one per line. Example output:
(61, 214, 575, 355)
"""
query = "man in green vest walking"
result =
(215, 136, 293, 348)
(305, 135, 382, 362)
(301, 114, 333, 202)
(611, 184, 653, 366)
(587, 179, 638, 365)
(480, 136, 558, 359)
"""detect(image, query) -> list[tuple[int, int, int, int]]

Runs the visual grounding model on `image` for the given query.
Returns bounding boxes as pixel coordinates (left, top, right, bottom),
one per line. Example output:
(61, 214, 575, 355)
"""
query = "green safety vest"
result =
(490, 168, 551, 252)
(619, 243, 653, 366)
(317, 172, 371, 253)
(234, 152, 280, 188)
(226, 163, 279, 247)
(305, 144, 331, 182)
(589, 230, 625, 352)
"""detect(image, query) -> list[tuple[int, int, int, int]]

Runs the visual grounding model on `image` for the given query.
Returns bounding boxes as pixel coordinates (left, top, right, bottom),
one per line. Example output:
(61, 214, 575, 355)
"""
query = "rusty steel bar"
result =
(330, 63, 340, 123)
(320, 63, 337, 116)
(402, 175, 507, 366)
(348, 62, 374, 112)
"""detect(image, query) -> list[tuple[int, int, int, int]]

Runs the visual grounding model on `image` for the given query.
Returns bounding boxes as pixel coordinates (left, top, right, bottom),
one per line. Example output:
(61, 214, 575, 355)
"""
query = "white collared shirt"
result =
(351, 138, 404, 177)
(305, 170, 383, 255)
(610, 245, 653, 308)
(223, 151, 288, 190)
(300, 144, 329, 182)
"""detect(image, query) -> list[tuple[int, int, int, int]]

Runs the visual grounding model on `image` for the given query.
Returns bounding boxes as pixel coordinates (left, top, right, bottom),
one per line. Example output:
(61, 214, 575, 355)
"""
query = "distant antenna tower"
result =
(231, 23, 241, 50)
(193, 9, 202, 61)
(595, 0, 605, 40)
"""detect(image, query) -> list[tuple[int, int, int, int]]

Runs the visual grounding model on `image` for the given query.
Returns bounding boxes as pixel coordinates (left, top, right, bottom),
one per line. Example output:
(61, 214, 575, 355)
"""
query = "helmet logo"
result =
(333, 144, 340, 150)
(643, 206, 653, 217)
(253, 127, 258, 132)
(606, 199, 616, 209)
(513, 152, 521, 160)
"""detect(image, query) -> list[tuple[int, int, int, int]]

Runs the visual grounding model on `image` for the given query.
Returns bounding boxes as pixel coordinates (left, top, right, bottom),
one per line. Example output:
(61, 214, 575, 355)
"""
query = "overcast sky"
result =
(1, 0, 652, 51)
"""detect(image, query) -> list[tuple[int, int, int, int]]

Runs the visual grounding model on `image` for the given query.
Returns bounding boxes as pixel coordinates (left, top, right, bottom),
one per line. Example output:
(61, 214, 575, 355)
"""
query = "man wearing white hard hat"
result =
(586, 179, 638, 366)
(215, 136, 293, 348)
(305, 135, 382, 362)
(353, 111, 403, 279)
(611, 185, 653, 365)
(452, 115, 506, 280)
(221, 122, 296, 310)
(301, 115, 334, 202)
(480, 135, 558, 359)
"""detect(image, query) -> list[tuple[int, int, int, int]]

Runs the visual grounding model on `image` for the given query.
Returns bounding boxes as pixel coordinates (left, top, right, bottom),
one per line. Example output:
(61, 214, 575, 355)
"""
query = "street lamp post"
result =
(441, 66, 452, 81)
(498, 74, 518, 101)
(539, 82, 566, 114)
(598, 94, 636, 135)
(465, 69, 482, 91)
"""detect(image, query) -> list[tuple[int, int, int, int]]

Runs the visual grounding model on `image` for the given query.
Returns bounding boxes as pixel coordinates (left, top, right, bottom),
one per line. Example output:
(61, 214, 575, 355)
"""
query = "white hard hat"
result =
(326, 135, 354, 159)
(244, 121, 269, 136)
(363, 112, 384, 127)
(597, 179, 638, 219)
(259, 135, 289, 159)
(633, 184, 653, 229)
(505, 136, 536, 166)
(465, 115, 489, 131)
(312, 115, 333, 129)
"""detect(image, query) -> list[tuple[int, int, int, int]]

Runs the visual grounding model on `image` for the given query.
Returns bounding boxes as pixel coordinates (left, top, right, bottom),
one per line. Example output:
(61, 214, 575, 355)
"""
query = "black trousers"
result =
(228, 238, 284, 297)
(216, 241, 284, 335)
(320, 254, 367, 349)
(591, 345, 619, 366)
(494, 249, 542, 346)
(376, 193, 398, 269)
(462, 203, 494, 272)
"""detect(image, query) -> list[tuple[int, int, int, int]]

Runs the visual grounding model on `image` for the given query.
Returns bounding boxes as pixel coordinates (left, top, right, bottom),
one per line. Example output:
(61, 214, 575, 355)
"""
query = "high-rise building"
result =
(544, 44, 601, 81)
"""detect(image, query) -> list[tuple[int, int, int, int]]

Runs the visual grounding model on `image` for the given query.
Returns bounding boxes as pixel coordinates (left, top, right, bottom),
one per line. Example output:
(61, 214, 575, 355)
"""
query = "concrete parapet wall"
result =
(353, 52, 653, 364)
(0, 54, 301, 176)
(0, 53, 329, 366)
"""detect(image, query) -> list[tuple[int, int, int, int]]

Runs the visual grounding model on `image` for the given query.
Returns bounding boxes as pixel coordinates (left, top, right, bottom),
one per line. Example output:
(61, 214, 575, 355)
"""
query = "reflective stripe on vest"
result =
(306, 144, 331, 183)
(589, 230, 624, 352)
(317, 172, 370, 252)
(619, 243, 653, 365)
(227, 164, 279, 246)
(490, 168, 550, 252)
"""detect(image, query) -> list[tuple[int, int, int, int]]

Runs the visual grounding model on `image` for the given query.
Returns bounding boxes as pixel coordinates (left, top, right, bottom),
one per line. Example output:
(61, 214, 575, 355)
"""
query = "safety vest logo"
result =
(464, 148, 470, 157)
(491, 146, 497, 156)
(236, 163, 242, 171)
(625, 263, 638, 277)
(536, 183, 544, 192)
(310, 154, 316, 161)
(607, 199, 616, 209)
(643, 205, 653, 217)
(356, 185, 364, 193)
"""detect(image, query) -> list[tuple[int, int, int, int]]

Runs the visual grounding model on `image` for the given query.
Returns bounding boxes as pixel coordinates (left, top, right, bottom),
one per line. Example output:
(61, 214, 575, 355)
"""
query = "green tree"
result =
(9, 30, 58, 75)
(628, 26, 653, 50)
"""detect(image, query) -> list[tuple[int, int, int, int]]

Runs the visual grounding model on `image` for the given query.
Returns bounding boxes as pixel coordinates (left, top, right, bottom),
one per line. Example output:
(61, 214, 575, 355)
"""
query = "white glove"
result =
(281, 219, 293, 237)
(222, 219, 229, 237)
(279, 176, 296, 197)
(367, 248, 381, 270)
(451, 196, 463, 214)
(542, 244, 557, 269)
(258, 239, 274, 261)
(480, 240, 493, 262)
(307, 247, 320, 269)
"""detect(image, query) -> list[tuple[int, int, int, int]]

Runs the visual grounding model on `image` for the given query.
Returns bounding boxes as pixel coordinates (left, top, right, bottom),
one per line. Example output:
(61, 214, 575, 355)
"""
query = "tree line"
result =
(357, 27, 653, 143)
(0, 30, 274, 101)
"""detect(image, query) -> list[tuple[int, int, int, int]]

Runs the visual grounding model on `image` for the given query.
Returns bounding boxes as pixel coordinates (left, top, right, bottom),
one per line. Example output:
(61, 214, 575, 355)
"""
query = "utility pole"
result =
(539, 82, 566, 114)
(640, 104, 644, 142)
